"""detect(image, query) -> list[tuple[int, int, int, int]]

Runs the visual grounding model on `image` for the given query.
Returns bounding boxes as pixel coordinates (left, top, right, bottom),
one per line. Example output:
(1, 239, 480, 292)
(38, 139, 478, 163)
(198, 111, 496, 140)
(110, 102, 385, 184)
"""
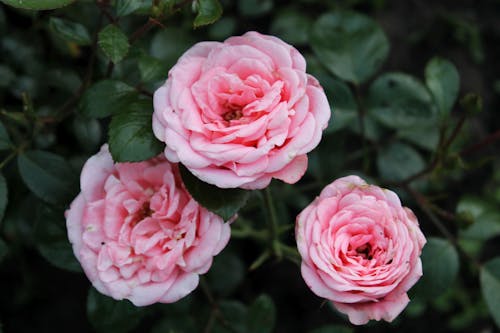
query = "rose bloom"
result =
(295, 176, 426, 325)
(66, 145, 230, 306)
(153, 31, 330, 189)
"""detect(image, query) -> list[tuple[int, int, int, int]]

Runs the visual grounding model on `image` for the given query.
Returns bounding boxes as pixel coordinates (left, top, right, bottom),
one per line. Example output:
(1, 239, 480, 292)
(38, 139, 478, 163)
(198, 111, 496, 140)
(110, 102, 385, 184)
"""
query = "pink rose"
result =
(153, 31, 330, 189)
(295, 176, 426, 325)
(66, 145, 230, 306)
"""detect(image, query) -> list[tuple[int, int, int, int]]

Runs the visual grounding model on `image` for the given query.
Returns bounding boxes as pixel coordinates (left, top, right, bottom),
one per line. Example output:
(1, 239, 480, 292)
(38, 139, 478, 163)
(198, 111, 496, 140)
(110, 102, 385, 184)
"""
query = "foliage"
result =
(0, 0, 499, 332)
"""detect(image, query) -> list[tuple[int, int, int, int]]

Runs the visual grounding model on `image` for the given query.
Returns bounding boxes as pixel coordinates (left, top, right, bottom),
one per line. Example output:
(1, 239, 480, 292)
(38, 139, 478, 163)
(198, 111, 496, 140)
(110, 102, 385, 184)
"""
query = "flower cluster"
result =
(66, 32, 425, 325)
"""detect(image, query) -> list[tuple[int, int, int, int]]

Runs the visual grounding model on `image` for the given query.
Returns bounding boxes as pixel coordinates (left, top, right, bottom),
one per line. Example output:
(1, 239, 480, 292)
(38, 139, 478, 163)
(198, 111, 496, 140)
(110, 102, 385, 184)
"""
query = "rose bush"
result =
(153, 31, 330, 189)
(296, 175, 426, 325)
(65, 145, 230, 306)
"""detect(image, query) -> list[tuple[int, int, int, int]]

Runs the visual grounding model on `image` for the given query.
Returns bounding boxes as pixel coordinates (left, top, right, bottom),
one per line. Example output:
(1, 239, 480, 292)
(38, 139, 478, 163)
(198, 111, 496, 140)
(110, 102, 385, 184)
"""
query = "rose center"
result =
(131, 201, 153, 227)
(356, 243, 373, 260)
(222, 101, 244, 121)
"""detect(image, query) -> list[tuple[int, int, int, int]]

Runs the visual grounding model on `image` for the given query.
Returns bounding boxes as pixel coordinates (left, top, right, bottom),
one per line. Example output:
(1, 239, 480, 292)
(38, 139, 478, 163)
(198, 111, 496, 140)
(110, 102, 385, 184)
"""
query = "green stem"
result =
(264, 187, 282, 259)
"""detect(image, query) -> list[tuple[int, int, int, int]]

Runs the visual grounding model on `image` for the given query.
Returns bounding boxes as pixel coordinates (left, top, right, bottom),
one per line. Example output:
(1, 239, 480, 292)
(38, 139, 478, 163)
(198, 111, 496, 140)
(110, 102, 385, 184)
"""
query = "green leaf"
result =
(460, 212, 500, 241)
(213, 300, 248, 333)
(376, 142, 425, 182)
(35, 204, 82, 272)
(79, 80, 138, 119)
(194, 0, 223, 28)
(18, 150, 78, 205)
(480, 257, 500, 328)
(0, 0, 75, 10)
(368, 73, 436, 129)
(457, 196, 500, 241)
(49, 17, 91, 46)
(208, 17, 237, 41)
(98, 24, 130, 64)
(414, 237, 459, 300)
(138, 53, 168, 83)
(108, 99, 164, 162)
(87, 288, 146, 333)
(206, 251, 245, 296)
(397, 125, 440, 151)
(247, 294, 276, 333)
(425, 57, 460, 117)
(316, 74, 357, 133)
(0, 174, 8, 224)
(311, 11, 389, 84)
(270, 8, 312, 45)
(310, 325, 354, 333)
(150, 28, 195, 69)
(179, 164, 250, 221)
(115, 0, 148, 17)
(72, 115, 102, 152)
(237, 0, 273, 17)
(0, 121, 12, 151)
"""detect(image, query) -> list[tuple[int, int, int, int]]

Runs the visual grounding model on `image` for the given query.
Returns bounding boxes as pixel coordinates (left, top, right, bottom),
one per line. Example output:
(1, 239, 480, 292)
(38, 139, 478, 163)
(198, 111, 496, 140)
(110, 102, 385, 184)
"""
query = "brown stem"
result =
(129, 18, 164, 44)
(460, 129, 500, 157)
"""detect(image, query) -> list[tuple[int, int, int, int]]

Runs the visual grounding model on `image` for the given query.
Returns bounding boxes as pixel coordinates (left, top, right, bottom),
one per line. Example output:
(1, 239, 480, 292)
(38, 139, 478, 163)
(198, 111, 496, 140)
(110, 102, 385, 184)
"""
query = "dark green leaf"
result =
(72, 115, 102, 152)
(98, 24, 130, 64)
(397, 126, 440, 151)
(310, 325, 354, 333)
(414, 237, 459, 300)
(270, 8, 312, 45)
(316, 74, 357, 133)
(213, 300, 248, 333)
(138, 53, 168, 83)
(18, 150, 78, 205)
(1, 0, 75, 10)
(108, 99, 164, 162)
(0, 173, 8, 224)
(457, 197, 500, 241)
(456, 196, 492, 219)
(116, 0, 148, 17)
(460, 212, 500, 241)
(194, 0, 223, 28)
(150, 28, 195, 69)
(206, 251, 245, 296)
(368, 73, 436, 129)
(46, 68, 82, 94)
(49, 17, 91, 46)
(480, 257, 500, 328)
(425, 57, 460, 117)
(376, 142, 425, 182)
(79, 80, 138, 119)
(237, 0, 273, 17)
(87, 288, 145, 333)
(208, 17, 237, 41)
(0, 121, 12, 151)
(311, 11, 389, 84)
(179, 164, 250, 221)
(247, 294, 276, 333)
(35, 204, 82, 272)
